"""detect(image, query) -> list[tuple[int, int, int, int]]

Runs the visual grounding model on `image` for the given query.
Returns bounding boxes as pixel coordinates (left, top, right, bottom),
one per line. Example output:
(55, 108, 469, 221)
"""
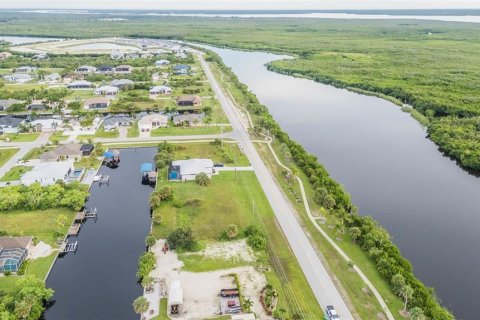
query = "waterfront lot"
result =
(152, 170, 323, 318)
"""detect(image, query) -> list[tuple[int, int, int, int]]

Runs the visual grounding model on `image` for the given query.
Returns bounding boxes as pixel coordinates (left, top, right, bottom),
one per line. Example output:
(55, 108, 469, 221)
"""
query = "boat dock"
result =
(68, 224, 82, 236)
(60, 241, 78, 254)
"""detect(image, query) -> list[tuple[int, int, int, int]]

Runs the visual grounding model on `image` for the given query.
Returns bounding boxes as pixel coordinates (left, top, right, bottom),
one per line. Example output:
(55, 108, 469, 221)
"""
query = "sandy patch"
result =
(28, 241, 54, 259)
(189, 239, 257, 263)
(149, 240, 271, 320)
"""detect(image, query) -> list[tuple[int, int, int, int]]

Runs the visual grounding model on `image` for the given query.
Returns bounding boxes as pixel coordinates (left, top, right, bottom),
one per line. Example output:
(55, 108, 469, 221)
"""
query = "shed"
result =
(168, 281, 183, 315)
(81, 144, 94, 156)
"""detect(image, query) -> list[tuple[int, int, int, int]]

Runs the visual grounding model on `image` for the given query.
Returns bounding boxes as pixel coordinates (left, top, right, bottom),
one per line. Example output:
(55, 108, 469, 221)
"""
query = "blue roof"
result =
(104, 151, 114, 158)
(141, 163, 153, 173)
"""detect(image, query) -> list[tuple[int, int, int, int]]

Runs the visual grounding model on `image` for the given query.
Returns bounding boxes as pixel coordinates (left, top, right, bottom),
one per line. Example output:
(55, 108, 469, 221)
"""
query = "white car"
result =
(326, 305, 340, 320)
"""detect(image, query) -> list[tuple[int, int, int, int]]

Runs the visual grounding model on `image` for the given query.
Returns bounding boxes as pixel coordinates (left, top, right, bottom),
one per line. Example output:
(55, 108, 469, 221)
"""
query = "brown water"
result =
(210, 46, 480, 319)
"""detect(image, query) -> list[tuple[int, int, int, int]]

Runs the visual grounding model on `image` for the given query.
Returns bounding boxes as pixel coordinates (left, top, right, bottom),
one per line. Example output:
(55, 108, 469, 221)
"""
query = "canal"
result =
(44, 148, 156, 320)
(208, 46, 480, 319)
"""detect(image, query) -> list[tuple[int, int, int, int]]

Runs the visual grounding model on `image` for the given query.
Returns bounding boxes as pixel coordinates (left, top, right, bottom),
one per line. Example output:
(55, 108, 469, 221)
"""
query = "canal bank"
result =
(206, 46, 480, 319)
(44, 148, 157, 320)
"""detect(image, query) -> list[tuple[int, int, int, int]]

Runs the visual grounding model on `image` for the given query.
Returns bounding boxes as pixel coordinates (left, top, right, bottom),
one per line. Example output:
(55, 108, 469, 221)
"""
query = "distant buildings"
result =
(114, 65, 133, 74)
(155, 59, 170, 67)
(3, 73, 33, 84)
(15, 66, 37, 74)
(173, 64, 190, 75)
(40, 144, 83, 162)
(76, 65, 97, 74)
(110, 79, 134, 89)
(95, 85, 119, 97)
(103, 114, 133, 131)
(68, 80, 93, 89)
(0, 52, 12, 60)
(84, 97, 110, 110)
(111, 50, 125, 60)
(172, 113, 205, 127)
(176, 95, 202, 107)
(0, 116, 25, 134)
(138, 113, 168, 132)
(149, 85, 172, 95)
(0, 99, 22, 112)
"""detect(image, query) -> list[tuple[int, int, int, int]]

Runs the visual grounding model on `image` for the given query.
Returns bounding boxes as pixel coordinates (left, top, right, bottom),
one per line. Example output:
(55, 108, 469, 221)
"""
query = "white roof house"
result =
(111, 50, 125, 60)
(76, 65, 97, 74)
(110, 79, 134, 89)
(67, 80, 93, 89)
(171, 159, 214, 181)
(31, 118, 63, 132)
(3, 74, 33, 83)
(15, 66, 37, 73)
(44, 73, 61, 83)
(155, 59, 171, 67)
(95, 86, 119, 96)
(167, 281, 183, 311)
(149, 85, 172, 95)
(21, 160, 74, 186)
(138, 113, 168, 132)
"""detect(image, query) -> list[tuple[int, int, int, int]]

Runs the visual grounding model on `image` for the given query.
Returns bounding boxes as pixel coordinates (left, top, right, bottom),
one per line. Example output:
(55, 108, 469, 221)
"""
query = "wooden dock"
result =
(68, 224, 81, 236)
(74, 211, 86, 222)
(60, 241, 78, 253)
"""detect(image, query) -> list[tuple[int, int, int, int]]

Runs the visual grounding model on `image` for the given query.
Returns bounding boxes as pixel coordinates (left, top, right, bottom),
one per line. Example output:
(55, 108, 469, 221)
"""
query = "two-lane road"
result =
(195, 49, 354, 319)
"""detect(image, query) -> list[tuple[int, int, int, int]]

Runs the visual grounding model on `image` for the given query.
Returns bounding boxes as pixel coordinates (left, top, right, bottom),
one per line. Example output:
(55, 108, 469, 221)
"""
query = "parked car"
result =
(326, 305, 340, 320)
(214, 163, 224, 168)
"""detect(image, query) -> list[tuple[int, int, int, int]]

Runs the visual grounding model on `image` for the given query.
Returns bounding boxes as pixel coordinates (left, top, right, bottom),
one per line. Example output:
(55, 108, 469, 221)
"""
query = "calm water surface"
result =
(44, 148, 156, 320)
(209, 46, 480, 319)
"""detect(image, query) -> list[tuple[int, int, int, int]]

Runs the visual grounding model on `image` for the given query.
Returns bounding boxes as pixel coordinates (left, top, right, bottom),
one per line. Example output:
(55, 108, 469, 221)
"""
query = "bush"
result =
(152, 213, 162, 225)
(220, 224, 239, 240)
(145, 235, 156, 248)
(195, 172, 211, 186)
(166, 228, 198, 252)
(136, 252, 156, 281)
(247, 234, 267, 251)
(150, 187, 174, 209)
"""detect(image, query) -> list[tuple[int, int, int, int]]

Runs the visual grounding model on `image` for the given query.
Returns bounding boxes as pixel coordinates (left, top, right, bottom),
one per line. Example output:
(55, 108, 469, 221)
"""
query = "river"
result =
(208, 46, 480, 319)
(44, 148, 156, 320)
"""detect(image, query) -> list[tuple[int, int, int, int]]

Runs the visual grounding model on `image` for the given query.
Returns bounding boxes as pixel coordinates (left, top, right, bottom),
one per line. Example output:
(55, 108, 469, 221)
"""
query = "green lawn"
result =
(0, 208, 75, 246)
(48, 131, 69, 142)
(0, 148, 19, 167)
(21, 146, 55, 161)
(0, 133, 40, 142)
(127, 122, 140, 138)
(153, 171, 323, 318)
(172, 142, 250, 167)
(78, 126, 119, 140)
(151, 298, 169, 320)
(178, 252, 252, 273)
(0, 165, 32, 182)
(74, 156, 101, 169)
(151, 126, 231, 137)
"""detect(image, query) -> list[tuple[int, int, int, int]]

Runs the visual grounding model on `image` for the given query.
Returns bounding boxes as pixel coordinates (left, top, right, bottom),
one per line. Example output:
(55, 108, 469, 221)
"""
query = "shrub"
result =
(195, 172, 211, 186)
(145, 235, 156, 248)
(152, 213, 162, 225)
(166, 228, 198, 251)
(136, 252, 156, 281)
(247, 234, 267, 251)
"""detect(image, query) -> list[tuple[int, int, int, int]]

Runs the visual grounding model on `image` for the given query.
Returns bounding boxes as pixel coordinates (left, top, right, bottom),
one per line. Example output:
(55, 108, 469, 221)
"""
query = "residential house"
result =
(63, 72, 84, 84)
(32, 53, 48, 60)
(0, 236, 33, 273)
(176, 95, 202, 107)
(76, 65, 97, 74)
(111, 50, 125, 60)
(175, 51, 188, 59)
(15, 66, 36, 73)
(84, 97, 110, 110)
(172, 113, 205, 127)
(126, 52, 140, 59)
(44, 73, 61, 83)
(31, 118, 63, 132)
(3, 74, 33, 83)
(95, 85, 119, 97)
(40, 143, 83, 161)
(155, 59, 170, 67)
(0, 52, 12, 60)
(0, 116, 25, 134)
(103, 114, 133, 131)
(115, 65, 133, 74)
(173, 64, 190, 75)
(150, 85, 172, 95)
(20, 160, 74, 186)
(138, 113, 168, 132)
(27, 103, 48, 111)
(68, 80, 93, 89)
(96, 65, 115, 74)
(110, 79, 134, 89)
(152, 72, 160, 82)
(169, 159, 214, 181)
(0, 99, 22, 111)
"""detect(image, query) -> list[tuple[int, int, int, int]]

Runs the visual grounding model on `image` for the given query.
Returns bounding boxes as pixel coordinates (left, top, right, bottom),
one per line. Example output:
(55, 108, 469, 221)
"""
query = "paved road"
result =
(196, 49, 355, 319)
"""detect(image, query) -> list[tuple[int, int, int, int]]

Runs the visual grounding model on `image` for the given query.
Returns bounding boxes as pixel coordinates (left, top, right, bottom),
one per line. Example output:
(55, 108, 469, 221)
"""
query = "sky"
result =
(0, 0, 479, 10)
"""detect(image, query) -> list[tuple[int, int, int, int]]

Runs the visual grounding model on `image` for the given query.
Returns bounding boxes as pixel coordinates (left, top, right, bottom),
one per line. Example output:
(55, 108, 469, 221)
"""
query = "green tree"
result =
(145, 235, 156, 248)
(225, 224, 239, 239)
(132, 296, 149, 315)
(400, 284, 414, 312)
(141, 276, 155, 290)
(242, 297, 253, 312)
(349, 227, 362, 243)
(195, 172, 211, 186)
(410, 307, 426, 320)
(391, 274, 406, 295)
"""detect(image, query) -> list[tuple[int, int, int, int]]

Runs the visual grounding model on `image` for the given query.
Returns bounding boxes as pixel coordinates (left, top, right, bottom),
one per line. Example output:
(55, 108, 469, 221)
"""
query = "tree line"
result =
(206, 50, 454, 320)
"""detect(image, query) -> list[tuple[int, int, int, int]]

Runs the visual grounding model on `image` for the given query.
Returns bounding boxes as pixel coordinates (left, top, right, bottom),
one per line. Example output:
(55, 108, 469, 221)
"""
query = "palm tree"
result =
(141, 276, 155, 290)
(349, 227, 362, 243)
(400, 284, 414, 312)
(409, 307, 426, 320)
(132, 296, 149, 315)
(226, 224, 239, 239)
(242, 297, 253, 312)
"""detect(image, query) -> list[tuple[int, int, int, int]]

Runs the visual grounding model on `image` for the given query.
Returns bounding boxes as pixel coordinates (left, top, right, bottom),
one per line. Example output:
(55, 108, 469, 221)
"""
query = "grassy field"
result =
(171, 142, 250, 167)
(0, 165, 32, 182)
(0, 148, 19, 166)
(150, 125, 231, 137)
(127, 121, 140, 138)
(48, 131, 69, 142)
(0, 133, 40, 142)
(152, 171, 323, 318)
(0, 208, 75, 246)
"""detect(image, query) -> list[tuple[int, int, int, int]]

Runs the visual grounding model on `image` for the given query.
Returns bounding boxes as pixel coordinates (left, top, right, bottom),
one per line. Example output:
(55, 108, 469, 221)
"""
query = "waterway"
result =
(44, 148, 156, 320)
(208, 46, 480, 319)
